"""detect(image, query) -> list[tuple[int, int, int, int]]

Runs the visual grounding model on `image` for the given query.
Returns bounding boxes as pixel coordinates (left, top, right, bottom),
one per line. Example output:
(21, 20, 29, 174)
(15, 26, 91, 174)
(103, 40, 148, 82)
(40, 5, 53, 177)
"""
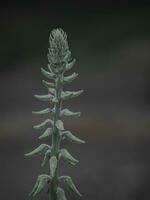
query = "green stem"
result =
(49, 72, 63, 200)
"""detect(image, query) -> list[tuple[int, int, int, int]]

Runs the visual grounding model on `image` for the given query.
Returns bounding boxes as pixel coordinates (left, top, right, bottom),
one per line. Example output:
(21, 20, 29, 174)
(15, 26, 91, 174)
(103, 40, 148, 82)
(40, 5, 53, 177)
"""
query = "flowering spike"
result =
(25, 28, 85, 200)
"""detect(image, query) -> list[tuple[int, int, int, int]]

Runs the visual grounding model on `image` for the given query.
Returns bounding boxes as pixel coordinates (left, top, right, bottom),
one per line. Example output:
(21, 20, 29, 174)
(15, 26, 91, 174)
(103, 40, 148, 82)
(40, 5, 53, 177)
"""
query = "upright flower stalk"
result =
(25, 28, 85, 200)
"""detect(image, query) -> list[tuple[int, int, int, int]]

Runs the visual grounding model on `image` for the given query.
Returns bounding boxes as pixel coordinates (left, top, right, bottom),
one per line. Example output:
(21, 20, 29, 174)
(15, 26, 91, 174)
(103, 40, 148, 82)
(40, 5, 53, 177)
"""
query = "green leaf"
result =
(34, 94, 53, 102)
(63, 50, 71, 62)
(32, 108, 51, 115)
(25, 144, 50, 157)
(61, 90, 83, 101)
(63, 73, 78, 84)
(56, 120, 64, 131)
(60, 176, 82, 197)
(62, 131, 85, 144)
(65, 59, 76, 71)
(50, 156, 58, 177)
(61, 108, 81, 117)
(51, 97, 59, 104)
(56, 187, 67, 200)
(33, 119, 53, 130)
(48, 63, 55, 73)
(29, 174, 51, 198)
(48, 87, 55, 94)
(41, 149, 51, 167)
(42, 80, 55, 88)
(39, 128, 53, 139)
(59, 149, 79, 166)
(41, 68, 55, 79)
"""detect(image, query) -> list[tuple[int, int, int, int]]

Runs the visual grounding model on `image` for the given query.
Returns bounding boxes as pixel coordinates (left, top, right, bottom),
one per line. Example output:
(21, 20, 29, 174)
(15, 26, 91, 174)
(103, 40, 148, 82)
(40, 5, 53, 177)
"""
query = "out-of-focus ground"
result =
(1, 3, 150, 200)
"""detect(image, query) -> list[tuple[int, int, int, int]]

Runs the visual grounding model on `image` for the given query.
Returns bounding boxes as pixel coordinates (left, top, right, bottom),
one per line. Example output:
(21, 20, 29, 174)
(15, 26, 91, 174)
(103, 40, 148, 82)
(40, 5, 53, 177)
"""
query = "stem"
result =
(49, 72, 63, 200)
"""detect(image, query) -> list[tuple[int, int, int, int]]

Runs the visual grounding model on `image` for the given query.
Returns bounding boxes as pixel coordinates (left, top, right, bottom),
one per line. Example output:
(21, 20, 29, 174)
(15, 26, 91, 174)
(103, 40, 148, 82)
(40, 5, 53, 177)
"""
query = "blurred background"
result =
(1, 1, 150, 200)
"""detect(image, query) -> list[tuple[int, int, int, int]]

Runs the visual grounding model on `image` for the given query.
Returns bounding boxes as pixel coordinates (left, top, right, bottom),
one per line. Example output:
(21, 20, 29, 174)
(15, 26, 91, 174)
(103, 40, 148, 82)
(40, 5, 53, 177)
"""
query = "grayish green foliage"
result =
(56, 187, 67, 200)
(59, 149, 79, 166)
(25, 28, 85, 200)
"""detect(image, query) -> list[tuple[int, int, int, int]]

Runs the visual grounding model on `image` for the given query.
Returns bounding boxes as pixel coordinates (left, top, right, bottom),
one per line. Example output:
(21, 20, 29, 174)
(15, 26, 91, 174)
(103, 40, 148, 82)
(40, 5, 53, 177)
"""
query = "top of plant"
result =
(48, 29, 71, 69)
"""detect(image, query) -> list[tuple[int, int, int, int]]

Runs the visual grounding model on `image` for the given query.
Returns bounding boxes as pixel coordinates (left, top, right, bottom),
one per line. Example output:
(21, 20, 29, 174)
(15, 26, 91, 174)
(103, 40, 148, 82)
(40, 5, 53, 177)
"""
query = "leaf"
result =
(48, 87, 55, 94)
(51, 97, 59, 104)
(59, 149, 79, 166)
(50, 156, 57, 177)
(41, 149, 51, 167)
(34, 94, 53, 102)
(29, 174, 51, 198)
(61, 108, 81, 117)
(48, 63, 55, 73)
(29, 178, 39, 197)
(39, 128, 53, 139)
(56, 120, 64, 131)
(32, 108, 51, 115)
(60, 176, 82, 197)
(41, 68, 55, 79)
(61, 90, 83, 101)
(25, 144, 50, 157)
(56, 187, 67, 200)
(63, 73, 78, 84)
(62, 131, 85, 144)
(33, 119, 53, 130)
(65, 59, 76, 71)
(42, 80, 55, 88)
(63, 51, 71, 62)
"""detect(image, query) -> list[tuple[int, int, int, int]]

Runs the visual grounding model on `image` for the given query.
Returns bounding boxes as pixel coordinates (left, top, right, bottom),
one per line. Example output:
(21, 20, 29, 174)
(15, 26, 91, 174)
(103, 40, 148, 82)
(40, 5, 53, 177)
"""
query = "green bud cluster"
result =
(25, 28, 85, 200)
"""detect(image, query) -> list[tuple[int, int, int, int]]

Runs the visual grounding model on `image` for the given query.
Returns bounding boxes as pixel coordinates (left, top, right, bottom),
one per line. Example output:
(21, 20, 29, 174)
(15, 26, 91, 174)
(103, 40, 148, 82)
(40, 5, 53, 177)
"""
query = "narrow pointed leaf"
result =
(59, 148, 79, 166)
(62, 131, 85, 144)
(29, 175, 50, 197)
(63, 73, 78, 84)
(61, 176, 82, 197)
(61, 108, 81, 117)
(51, 97, 59, 104)
(48, 87, 55, 94)
(42, 80, 55, 88)
(65, 59, 76, 71)
(41, 68, 55, 79)
(50, 156, 57, 177)
(29, 179, 39, 197)
(25, 144, 50, 157)
(63, 51, 71, 62)
(41, 149, 51, 167)
(34, 94, 53, 101)
(61, 90, 83, 101)
(39, 128, 53, 139)
(56, 187, 67, 200)
(33, 119, 53, 130)
(48, 63, 55, 73)
(56, 120, 64, 131)
(32, 108, 51, 115)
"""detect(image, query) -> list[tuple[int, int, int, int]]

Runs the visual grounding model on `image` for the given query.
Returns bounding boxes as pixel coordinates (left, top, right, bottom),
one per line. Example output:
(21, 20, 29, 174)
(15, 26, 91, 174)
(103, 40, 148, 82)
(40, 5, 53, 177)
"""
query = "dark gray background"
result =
(1, 1, 150, 200)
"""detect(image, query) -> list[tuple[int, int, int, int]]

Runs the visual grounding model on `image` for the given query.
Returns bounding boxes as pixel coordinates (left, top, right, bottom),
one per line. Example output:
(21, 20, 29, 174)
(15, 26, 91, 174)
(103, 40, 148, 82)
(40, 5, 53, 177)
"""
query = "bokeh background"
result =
(1, 1, 150, 200)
